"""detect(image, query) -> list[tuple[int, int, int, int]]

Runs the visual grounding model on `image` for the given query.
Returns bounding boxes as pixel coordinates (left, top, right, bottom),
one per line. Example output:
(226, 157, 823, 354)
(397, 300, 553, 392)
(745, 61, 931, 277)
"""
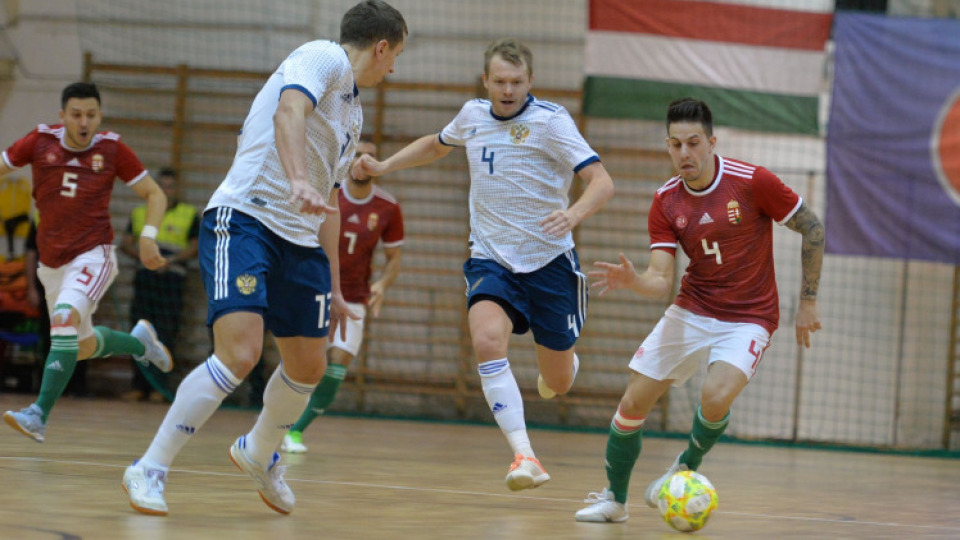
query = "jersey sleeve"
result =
(545, 108, 599, 173)
(438, 102, 474, 147)
(3, 129, 40, 169)
(648, 195, 678, 255)
(753, 167, 801, 224)
(381, 203, 405, 247)
(280, 42, 343, 108)
(115, 141, 148, 184)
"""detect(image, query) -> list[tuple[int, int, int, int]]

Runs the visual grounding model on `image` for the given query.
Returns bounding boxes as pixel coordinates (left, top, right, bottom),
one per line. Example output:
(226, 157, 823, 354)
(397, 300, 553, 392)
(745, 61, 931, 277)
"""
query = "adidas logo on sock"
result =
(492, 402, 506, 413)
(46, 360, 63, 371)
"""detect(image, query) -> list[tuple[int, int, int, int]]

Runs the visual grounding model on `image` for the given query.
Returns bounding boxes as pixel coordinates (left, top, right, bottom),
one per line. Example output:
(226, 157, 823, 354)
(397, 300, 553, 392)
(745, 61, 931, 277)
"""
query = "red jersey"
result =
(3, 124, 146, 268)
(338, 185, 404, 303)
(648, 155, 800, 333)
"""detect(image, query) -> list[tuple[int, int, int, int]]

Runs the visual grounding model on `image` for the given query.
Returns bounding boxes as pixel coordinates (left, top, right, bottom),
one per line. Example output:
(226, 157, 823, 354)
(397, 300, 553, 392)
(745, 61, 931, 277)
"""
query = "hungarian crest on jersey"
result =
(727, 200, 742, 224)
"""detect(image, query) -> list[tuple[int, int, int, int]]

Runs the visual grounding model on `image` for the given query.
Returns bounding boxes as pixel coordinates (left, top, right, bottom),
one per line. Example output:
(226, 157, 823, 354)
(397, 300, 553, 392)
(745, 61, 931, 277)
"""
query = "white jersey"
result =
(439, 95, 599, 273)
(207, 40, 362, 247)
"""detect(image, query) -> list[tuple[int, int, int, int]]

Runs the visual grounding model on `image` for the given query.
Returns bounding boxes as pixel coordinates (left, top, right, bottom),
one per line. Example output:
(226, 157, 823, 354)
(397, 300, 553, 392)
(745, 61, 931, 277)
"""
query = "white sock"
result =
(244, 363, 315, 466)
(141, 355, 240, 469)
(478, 358, 533, 458)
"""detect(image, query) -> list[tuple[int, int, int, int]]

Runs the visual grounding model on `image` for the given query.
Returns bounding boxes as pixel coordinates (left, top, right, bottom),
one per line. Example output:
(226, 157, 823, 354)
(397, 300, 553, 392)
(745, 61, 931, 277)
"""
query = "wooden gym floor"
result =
(0, 394, 958, 540)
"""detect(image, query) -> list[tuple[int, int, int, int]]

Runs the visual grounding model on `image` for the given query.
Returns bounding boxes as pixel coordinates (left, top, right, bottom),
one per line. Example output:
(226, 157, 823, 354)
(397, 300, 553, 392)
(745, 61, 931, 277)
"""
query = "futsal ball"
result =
(656, 470, 719, 533)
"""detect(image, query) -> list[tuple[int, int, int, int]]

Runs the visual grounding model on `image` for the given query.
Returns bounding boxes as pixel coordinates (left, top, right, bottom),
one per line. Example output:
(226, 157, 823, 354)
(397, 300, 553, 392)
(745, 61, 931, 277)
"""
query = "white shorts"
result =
(328, 301, 367, 356)
(37, 245, 118, 341)
(628, 305, 771, 385)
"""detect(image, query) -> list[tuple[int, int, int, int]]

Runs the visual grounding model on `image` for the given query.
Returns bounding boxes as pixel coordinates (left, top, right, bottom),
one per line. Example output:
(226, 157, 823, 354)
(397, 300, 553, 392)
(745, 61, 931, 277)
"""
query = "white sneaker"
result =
(644, 452, 688, 508)
(505, 454, 550, 491)
(574, 488, 629, 522)
(537, 374, 557, 399)
(3, 404, 46, 442)
(123, 460, 168, 516)
(229, 435, 295, 514)
(280, 432, 307, 454)
(131, 319, 174, 373)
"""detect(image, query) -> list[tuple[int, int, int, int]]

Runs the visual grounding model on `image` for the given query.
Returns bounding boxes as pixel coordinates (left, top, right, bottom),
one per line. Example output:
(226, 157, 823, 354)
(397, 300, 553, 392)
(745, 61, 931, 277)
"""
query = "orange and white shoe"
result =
(505, 454, 550, 491)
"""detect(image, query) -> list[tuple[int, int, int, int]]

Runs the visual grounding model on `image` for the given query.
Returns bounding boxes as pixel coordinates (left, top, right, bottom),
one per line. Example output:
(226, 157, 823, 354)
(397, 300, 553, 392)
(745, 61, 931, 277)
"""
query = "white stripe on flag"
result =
(585, 31, 825, 96)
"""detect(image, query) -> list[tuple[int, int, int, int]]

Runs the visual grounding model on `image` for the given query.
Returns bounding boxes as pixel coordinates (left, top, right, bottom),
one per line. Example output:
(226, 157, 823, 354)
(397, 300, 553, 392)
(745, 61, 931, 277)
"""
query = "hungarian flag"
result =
(583, 0, 832, 134)
(825, 13, 960, 264)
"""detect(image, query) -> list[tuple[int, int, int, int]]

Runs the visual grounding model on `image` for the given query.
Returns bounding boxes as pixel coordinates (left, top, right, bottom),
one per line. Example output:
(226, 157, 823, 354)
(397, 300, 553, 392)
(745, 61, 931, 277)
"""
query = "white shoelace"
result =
(583, 489, 612, 504)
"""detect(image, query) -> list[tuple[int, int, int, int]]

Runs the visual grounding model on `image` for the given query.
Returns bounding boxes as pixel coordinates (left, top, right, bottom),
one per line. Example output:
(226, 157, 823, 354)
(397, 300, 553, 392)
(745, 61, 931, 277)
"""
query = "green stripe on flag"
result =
(583, 77, 819, 135)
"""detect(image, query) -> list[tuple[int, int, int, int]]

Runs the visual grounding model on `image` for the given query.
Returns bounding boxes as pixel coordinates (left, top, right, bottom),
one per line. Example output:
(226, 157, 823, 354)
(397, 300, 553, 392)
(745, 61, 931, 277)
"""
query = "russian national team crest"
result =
(826, 14, 960, 264)
(236, 274, 257, 295)
(510, 124, 530, 145)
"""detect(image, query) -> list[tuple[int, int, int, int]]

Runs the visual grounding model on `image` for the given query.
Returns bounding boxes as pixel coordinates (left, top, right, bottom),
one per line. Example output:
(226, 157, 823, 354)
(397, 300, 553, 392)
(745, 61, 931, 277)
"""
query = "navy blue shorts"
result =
(463, 250, 587, 351)
(199, 207, 332, 338)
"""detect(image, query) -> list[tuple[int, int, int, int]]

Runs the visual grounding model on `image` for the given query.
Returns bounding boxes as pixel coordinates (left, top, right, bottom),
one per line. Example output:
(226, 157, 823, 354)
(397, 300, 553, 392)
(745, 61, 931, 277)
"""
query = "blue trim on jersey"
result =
(490, 94, 534, 121)
(438, 132, 458, 147)
(333, 182, 341, 189)
(532, 100, 560, 112)
(573, 155, 601, 173)
(280, 84, 317, 108)
(353, 83, 359, 97)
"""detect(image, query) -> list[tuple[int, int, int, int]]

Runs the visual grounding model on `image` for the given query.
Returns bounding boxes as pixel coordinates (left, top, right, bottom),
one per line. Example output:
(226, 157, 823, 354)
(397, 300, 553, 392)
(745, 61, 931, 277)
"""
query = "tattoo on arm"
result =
(784, 203, 824, 301)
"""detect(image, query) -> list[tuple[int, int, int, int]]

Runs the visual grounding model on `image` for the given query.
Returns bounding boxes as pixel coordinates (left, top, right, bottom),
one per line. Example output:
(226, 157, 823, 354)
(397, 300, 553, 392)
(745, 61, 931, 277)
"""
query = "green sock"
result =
(91, 326, 145, 358)
(605, 423, 643, 504)
(35, 328, 80, 422)
(681, 406, 730, 471)
(291, 363, 347, 433)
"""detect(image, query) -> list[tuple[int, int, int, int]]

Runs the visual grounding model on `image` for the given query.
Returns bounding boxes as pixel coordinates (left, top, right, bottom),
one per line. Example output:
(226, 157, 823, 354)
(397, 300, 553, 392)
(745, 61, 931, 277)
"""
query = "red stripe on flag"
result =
(589, 0, 832, 51)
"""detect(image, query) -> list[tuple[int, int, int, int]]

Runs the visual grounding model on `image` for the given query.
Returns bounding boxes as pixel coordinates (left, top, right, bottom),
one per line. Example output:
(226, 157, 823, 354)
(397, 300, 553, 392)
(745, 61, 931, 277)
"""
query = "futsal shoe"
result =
(537, 374, 557, 399)
(230, 435, 295, 514)
(574, 488, 629, 522)
(3, 404, 45, 442)
(131, 319, 174, 373)
(643, 451, 688, 508)
(505, 453, 550, 491)
(123, 460, 168, 516)
(281, 431, 307, 454)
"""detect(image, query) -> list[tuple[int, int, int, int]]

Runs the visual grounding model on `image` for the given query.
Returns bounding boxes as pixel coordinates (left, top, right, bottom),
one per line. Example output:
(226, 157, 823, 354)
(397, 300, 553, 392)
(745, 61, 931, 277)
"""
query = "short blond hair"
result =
(484, 38, 533, 76)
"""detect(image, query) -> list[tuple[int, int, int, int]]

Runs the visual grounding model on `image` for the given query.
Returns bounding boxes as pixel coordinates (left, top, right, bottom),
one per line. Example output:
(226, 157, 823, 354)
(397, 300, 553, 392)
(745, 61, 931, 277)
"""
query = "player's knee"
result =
(471, 330, 508, 359)
(699, 393, 733, 421)
(50, 304, 79, 328)
(328, 348, 354, 368)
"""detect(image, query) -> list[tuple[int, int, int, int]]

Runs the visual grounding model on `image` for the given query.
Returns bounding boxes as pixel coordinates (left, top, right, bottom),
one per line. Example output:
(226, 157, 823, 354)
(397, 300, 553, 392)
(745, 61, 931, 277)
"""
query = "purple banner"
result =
(826, 13, 960, 264)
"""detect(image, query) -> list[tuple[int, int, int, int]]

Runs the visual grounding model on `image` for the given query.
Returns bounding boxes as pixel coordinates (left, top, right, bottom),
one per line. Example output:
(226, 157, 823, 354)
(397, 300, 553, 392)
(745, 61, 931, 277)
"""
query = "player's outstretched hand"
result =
(588, 253, 637, 297)
(540, 209, 579, 237)
(352, 154, 387, 179)
(289, 178, 338, 215)
(329, 292, 362, 342)
(139, 237, 168, 271)
(795, 299, 821, 349)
